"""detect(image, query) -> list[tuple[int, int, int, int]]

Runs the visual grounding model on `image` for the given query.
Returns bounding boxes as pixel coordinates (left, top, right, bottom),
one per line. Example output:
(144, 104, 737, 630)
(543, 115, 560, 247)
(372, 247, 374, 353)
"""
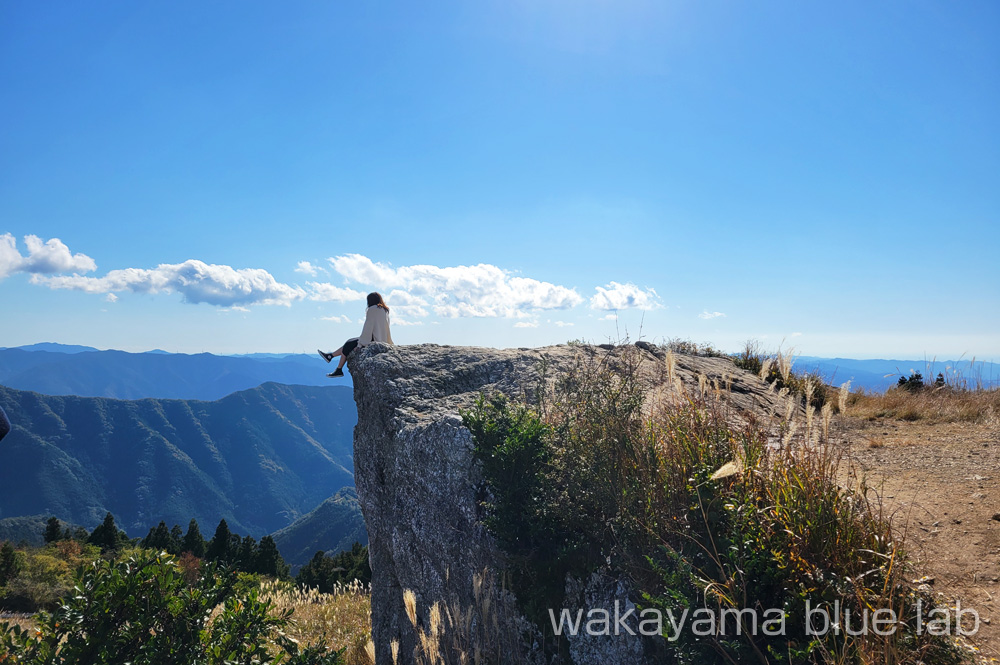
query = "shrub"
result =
(897, 372, 925, 392)
(0, 549, 343, 664)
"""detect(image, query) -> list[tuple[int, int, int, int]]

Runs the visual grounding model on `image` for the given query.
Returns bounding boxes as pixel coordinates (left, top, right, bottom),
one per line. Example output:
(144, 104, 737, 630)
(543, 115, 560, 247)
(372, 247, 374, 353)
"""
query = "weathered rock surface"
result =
(349, 342, 788, 664)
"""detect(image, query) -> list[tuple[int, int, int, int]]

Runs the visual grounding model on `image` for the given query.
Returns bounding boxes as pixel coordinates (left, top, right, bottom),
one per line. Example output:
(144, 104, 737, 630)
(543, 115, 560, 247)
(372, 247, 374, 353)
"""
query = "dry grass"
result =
(259, 579, 373, 665)
(847, 387, 1000, 424)
(0, 614, 36, 633)
(401, 568, 526, 665)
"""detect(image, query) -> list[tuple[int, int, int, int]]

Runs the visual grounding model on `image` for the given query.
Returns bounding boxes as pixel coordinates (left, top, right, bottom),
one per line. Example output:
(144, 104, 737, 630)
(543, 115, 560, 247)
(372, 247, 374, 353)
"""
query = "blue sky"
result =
(1, 1, 997, 359)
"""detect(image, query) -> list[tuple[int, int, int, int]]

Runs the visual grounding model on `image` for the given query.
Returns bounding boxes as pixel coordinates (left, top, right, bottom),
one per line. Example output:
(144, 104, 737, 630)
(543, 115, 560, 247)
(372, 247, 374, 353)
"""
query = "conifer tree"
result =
(205, 519, 233, 563)
(44, 516, 63, 544)
(88, 512, 125, 553)
(182, 519, 206, 557)
(142, 521, 174, 553)
(237, 535, 258, 571)
(170, 524, 184, 552)
(0, 541, 22, 587)
(255, 536, 289, 579)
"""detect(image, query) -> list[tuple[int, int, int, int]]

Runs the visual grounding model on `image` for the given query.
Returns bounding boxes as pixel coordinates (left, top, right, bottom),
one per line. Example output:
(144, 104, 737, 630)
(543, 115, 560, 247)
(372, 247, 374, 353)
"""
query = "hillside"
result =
(0, 383, 357, 537)
(270, 487, 368, 571)
(0, 348, 343, 400)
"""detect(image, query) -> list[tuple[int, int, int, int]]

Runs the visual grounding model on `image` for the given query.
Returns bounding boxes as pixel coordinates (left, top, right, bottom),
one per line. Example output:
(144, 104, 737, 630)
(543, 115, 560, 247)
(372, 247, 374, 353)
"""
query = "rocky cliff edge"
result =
(349, 342, 788, 664)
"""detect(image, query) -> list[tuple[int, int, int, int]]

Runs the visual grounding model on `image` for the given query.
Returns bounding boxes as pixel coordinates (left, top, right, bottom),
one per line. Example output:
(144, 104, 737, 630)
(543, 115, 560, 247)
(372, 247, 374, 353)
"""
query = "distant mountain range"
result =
(0, 382, 356, 538)
(0, 345, 348, 400)
(795, 356, 1000, 391)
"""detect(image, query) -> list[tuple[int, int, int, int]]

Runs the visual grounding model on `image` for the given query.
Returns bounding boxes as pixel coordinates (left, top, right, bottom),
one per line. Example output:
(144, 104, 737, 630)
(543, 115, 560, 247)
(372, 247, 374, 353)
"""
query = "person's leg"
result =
(318, 346, 344, 363)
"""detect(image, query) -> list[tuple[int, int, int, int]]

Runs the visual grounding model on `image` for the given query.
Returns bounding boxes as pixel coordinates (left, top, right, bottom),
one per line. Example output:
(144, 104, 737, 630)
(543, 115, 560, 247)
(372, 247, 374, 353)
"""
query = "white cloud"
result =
(600, 313, 618, 321)
(590, 282, 661, 311)
(34, 259, 307, 307)
(790, 331, 803, 338)
(308, 282, 366, 303)
(387, 289, 430, 318)
(320, 314, 352, 323)
(0, 233, 97, 279)
(698, 310, 726, 320)
(553, 320, 574, 327)
(295, 261, 323, 276)
(0, 234, 19, 278)
(392, 317, 423, 326)
(514, 321, 539, 328)
(105, 293, 119, 303)
(328, 254, 583, 319)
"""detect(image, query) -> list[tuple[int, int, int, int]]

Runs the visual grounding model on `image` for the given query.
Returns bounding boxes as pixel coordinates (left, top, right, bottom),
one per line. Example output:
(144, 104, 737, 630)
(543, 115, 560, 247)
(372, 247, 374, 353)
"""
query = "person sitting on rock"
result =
(318, 291, 394, 377)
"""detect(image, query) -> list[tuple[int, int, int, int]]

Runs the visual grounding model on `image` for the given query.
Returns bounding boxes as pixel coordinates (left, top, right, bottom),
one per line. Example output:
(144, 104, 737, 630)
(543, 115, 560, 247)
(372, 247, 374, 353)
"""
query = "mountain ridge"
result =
(0, 382, 357, 537)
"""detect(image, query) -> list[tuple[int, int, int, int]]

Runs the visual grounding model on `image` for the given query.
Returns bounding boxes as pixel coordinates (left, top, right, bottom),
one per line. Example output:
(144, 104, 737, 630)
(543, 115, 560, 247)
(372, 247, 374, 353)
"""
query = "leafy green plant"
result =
(0, 549, 343, 664)
(461, 393, 573, 627)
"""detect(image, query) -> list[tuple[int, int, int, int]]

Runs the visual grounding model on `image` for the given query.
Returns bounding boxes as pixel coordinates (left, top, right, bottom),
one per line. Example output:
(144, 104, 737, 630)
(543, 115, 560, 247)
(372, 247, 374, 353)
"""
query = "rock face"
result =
(349, 343, 787, 664)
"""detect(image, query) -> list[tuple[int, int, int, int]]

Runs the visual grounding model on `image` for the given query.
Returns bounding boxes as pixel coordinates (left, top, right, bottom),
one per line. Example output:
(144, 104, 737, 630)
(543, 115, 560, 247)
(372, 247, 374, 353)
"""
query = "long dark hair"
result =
(367, 292, 389, 313)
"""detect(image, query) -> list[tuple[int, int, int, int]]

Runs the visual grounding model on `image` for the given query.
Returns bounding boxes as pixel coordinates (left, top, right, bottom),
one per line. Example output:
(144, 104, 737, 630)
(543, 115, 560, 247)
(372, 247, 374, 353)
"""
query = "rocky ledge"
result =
(348, 342, 787, 664)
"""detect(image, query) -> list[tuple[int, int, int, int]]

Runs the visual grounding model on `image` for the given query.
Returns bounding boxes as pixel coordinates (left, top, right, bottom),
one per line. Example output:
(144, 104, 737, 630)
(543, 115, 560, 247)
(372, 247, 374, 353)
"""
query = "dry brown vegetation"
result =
(259, 579, 374, 665)
(847, 387, 1000, 425)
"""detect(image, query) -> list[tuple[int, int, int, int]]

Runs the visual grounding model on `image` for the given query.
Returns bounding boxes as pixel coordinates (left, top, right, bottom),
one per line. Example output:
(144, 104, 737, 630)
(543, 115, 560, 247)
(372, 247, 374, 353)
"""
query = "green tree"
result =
(142, 521, 175, 553)
(43, 516, 63, 544)
(182, 519, 206, 557)
(237, 534, 258, 571)
(205, 519, 233, 563)
(0, 541, 23, 587)
(169, 524, 183, 552)
(255, 536, 290, 579)
(87, 512, 126, 553)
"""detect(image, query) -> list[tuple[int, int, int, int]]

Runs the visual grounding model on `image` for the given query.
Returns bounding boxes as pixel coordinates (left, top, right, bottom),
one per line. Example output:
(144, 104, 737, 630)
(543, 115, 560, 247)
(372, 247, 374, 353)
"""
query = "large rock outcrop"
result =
(349, 343, 788, 664)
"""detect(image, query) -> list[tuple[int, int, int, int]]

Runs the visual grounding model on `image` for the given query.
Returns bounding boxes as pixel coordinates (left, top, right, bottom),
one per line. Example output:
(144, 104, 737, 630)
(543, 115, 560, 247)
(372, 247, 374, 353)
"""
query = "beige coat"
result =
(358, 305, 394, 347)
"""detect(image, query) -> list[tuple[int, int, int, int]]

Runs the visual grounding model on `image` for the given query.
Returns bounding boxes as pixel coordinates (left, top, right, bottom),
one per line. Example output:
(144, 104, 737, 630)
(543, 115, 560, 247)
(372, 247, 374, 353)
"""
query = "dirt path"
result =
(837, 418, 1000, 662)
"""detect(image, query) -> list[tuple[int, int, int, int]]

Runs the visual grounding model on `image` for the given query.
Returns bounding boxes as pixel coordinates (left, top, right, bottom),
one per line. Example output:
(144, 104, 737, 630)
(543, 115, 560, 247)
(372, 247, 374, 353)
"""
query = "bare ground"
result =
(836, 417, 1000, 663)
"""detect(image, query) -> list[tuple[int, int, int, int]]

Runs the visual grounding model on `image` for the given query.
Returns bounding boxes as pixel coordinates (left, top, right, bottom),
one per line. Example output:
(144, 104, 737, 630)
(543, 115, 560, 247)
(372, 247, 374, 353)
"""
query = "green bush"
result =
(461, 393, 574, 627)
(0, 549, 342, 664)
(897, 372, 925, 392)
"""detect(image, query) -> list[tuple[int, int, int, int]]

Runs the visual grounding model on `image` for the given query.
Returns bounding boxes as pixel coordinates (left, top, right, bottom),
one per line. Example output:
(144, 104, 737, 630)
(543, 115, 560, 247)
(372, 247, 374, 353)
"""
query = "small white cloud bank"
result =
(320, 314, 353, 324)
(590, 282, 661, 311)
(295, 261, 323, 276)
(308, 282, 366, 303)
(34, 259, 307, 307)
(698, 310, 726, 320)
(0, 234, 97, 279)
(326, 254, 583, 319)
(514, 321, 539, 328)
